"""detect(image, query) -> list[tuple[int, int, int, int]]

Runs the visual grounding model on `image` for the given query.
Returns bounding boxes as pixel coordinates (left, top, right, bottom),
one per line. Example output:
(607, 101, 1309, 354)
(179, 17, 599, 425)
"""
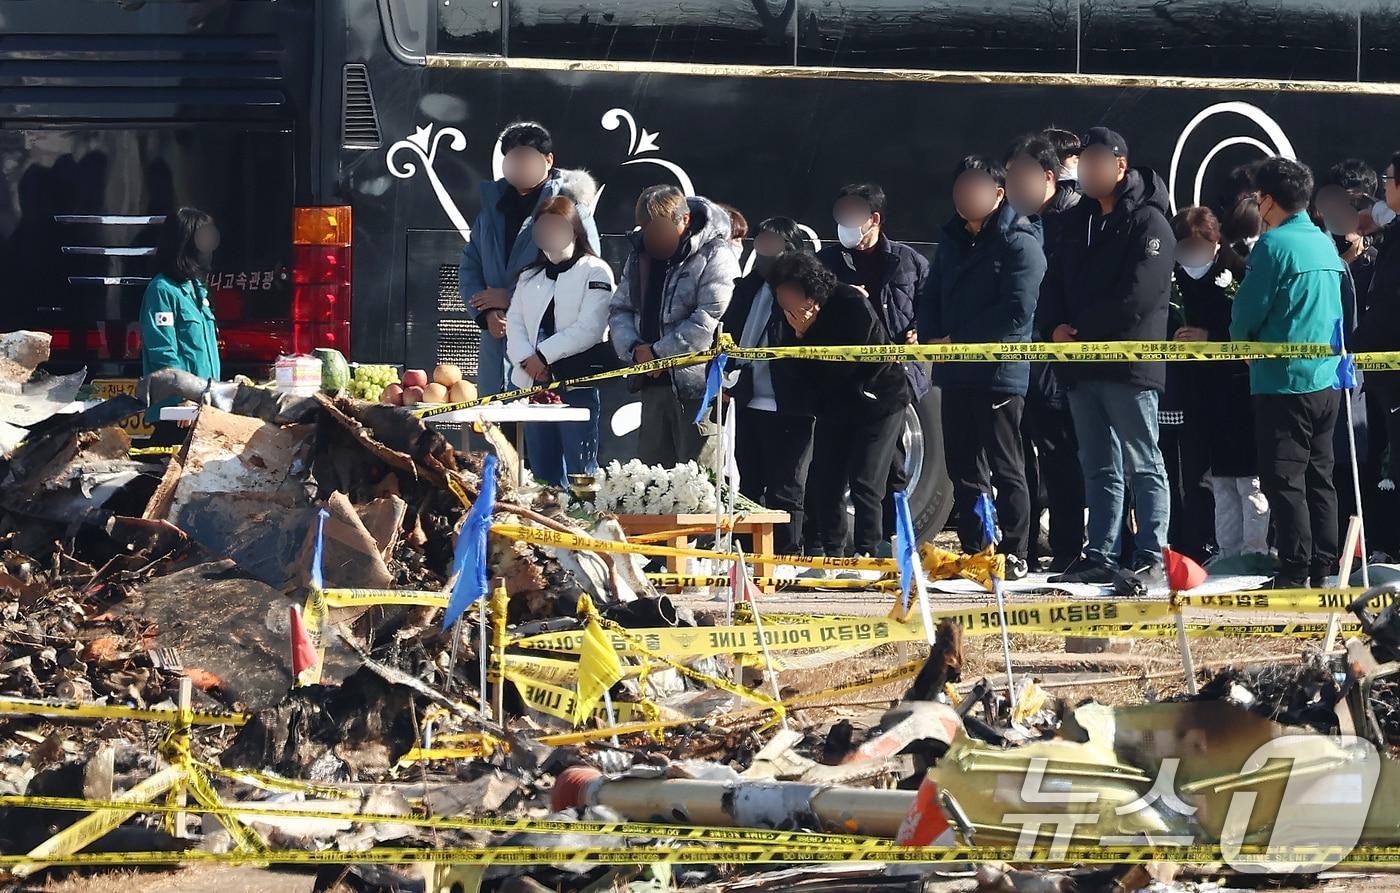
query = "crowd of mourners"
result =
(457, 120, 1400, 592)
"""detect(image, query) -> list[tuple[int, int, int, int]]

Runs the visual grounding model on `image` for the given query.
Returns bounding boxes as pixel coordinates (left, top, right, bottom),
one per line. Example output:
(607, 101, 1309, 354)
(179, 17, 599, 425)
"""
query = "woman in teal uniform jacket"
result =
(142, 207, 221, 382)
(140, 208, 221, 428)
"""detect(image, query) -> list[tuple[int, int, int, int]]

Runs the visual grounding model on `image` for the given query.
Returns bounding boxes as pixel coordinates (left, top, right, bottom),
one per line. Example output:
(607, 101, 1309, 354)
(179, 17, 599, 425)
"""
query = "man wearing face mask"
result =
(608, 184, 739, 466)
(1311, 161, 1373, 555)
(720, 217, 815, 553)
(920, 156, 1046, 579)
(459, 122, 601, 397)
(1040, 127, 1175, 591)
(816, 183, 930, 551)
(1230, 157, 1346, 589)
(1005, 131, 1085, 572)
(1356, 152, 1400, 550)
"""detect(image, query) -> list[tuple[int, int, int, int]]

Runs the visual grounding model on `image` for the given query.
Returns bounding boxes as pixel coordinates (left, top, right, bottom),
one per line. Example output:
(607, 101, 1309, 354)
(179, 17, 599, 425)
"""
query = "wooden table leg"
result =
(754, 524, 776, 591)
(668, 536, 686, 577)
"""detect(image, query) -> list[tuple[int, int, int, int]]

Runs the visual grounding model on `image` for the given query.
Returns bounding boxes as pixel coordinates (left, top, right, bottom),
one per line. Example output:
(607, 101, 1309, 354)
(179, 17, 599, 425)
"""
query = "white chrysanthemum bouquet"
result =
(571, 459, 718, 515)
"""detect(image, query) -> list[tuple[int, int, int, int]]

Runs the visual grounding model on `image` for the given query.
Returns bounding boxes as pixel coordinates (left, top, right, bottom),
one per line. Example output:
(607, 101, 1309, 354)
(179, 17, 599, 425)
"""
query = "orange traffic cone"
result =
(289, 605, 317, 679)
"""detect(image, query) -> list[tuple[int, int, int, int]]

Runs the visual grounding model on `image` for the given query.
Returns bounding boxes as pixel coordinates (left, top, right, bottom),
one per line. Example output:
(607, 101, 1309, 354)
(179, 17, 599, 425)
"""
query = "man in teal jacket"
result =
(1229, 157, 1345, 588)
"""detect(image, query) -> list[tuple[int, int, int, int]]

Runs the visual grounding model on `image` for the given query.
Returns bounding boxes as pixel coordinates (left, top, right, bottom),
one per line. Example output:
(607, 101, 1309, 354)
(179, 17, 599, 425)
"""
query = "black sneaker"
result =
(1046, 554, 1080, 574)
(1004, 554, 1029, 581)
(1264, 575, 1310, 590)
(1048, 556, 1117, 584)
(1111, 568, 1147, 598)
(1131, 558, 1168, 591)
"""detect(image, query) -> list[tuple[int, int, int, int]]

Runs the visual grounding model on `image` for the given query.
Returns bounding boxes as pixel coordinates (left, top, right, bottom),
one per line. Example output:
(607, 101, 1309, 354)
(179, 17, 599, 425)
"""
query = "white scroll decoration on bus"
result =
(1168, 101, 1297, 214)
(387, 124, 473, 241)
(589, 108, 697, 209)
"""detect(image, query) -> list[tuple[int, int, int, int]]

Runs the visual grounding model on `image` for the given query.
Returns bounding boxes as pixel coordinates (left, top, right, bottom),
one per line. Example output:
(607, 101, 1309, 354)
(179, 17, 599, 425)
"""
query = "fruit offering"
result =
(372, 364, 476, 406)
(349, 364, 399, 400)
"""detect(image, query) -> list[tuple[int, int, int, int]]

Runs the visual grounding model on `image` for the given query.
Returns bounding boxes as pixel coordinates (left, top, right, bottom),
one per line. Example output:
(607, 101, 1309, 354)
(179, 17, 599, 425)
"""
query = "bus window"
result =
(1362, 4, 1400, 82)
(505, 0, 794, 66)
(1081, 0, 1360, 83)
(797, 0, 1076, 73)
(435, 0, 503, 55)
(384, 0, 428, 59)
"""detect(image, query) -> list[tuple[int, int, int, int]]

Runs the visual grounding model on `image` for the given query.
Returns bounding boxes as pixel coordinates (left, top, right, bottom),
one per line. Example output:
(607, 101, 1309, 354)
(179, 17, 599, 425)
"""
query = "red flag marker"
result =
(728, 562, 761, 603)
(1163, 548, 1208, 592)
(289, 605, 317, 678)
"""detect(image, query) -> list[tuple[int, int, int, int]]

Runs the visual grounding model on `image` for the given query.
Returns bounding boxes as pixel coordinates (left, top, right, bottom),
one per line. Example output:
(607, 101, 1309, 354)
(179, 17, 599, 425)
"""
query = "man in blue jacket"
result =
(1230, 157, 1346, 588)
(458, 122, 601, 396)
(920, 156, 1047, 579)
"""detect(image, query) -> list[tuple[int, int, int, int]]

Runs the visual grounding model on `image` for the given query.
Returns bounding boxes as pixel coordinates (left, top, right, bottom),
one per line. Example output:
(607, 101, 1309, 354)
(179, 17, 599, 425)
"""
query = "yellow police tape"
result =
(494, 522, 899, 571)
(648, 573, 895, 590)
(510, 673, 657, 725)
(127, 445, 181, 458)
(1175, 587, 1380, 614)
(409, 339, 1400, 419)
(512, 599, 1174, 659)
(11, 843, 1400, 868)
(0, 792, 880, 848)
(0, 695, 247, 727)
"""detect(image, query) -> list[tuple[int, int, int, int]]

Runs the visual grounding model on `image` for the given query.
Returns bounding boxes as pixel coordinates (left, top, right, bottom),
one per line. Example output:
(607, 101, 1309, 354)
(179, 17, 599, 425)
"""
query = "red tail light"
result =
(291, 207, 352, 355)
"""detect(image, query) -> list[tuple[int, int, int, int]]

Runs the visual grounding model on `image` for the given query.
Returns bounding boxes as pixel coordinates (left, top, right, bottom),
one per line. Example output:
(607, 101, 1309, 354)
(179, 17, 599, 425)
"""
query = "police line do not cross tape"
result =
(412, 338, 1400, 417)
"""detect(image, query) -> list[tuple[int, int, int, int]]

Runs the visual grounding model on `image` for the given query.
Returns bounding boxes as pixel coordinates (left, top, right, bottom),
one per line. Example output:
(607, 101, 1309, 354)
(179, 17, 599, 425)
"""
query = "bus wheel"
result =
(905, 386, 954, 542)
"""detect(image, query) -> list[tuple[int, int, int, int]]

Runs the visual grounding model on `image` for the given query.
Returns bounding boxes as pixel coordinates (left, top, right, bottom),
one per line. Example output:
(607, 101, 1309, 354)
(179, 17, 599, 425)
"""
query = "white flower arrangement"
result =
(573, 459, 718, 515)
(1214, 268, 1234, 289)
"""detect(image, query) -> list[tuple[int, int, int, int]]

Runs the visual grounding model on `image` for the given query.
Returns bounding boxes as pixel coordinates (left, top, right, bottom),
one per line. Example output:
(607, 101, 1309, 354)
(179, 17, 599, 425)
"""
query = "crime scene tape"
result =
(200, 761, 363, 801)
(504, 652, 645, 686)
(0, 793, 878, 848)
(127, 445, 180, 458)
(1175, 587, 1374, 614)
(509, 673, 657, 724)
(725, 338, 1400, 370)
(494, 522, 899, 572)
(320, 587, 447, 608)
(512, 599, 1174, 659)
(1088, 620, 1364, 638)
(410, 340, 1400, 421)
(648, 573, 895, 591)
(0, 695, 247, 727)
(414, 348, 718, 418)
(11, 842, 1400, 869)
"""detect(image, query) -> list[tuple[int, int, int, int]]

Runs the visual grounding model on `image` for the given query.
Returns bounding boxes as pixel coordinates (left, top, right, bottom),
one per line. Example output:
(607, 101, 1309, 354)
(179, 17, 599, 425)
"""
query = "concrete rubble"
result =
(3, 334, 1400, 891)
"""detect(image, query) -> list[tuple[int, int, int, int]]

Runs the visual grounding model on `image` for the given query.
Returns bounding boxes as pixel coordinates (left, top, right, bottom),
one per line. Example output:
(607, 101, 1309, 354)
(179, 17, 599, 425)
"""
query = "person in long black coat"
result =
(1169, 206, 1263, 559)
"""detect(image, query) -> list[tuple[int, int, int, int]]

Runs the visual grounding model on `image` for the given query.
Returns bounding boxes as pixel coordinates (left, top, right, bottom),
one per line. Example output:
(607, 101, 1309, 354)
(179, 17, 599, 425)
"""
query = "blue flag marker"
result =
(310, 508, 329, 592)
(973, 492, 1001, 551)
(443, 453, 498, 631)
(893, 490, 917, 613)
(1332, 317, 1357, 391)
(694, 353, 729, 424)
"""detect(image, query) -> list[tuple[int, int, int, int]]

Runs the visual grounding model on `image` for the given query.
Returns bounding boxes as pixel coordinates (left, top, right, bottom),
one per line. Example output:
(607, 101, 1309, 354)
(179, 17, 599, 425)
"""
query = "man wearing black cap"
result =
(1041, 126, 1177, 590)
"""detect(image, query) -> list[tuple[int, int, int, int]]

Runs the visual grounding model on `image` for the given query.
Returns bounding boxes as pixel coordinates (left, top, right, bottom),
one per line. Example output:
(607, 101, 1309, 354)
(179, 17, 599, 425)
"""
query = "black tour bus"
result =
(4, 0, 1400, 536)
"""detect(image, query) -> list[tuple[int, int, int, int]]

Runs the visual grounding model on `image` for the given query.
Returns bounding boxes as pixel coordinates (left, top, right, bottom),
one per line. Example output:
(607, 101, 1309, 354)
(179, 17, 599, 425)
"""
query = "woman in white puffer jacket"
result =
(506, 195, 616, 486)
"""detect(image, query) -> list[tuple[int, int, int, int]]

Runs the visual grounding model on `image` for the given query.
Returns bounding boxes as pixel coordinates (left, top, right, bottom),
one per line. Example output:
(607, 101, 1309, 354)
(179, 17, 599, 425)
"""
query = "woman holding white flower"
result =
(506, 196, 615, 487)
(1169, 206, 1263, 560)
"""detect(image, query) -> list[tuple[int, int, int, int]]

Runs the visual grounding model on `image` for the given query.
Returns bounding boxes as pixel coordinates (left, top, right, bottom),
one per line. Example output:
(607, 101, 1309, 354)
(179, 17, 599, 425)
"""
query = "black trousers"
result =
(1023, 393, 1085, 563)
(1160, 422, 1216, 562)
(1254, 389, 1340, 584)
(734, 407, 815, 554)
(942, 389, 1031, 558)
(810, 409, 905, 556)
(883, 434, 910, 543)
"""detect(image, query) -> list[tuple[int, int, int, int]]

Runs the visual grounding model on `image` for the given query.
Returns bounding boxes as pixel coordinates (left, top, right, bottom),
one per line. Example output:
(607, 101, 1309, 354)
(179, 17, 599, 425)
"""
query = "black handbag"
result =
(536, 298, 620, 383)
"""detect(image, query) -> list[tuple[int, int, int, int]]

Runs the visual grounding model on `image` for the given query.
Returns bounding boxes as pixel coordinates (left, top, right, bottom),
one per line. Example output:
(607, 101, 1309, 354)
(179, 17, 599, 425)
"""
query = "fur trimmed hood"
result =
(555, 168, 599, 210)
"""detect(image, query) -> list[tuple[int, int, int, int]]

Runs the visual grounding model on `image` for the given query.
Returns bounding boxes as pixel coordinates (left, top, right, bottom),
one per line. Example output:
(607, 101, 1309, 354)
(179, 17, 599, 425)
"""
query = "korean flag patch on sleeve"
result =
(154, 312, 175, 327)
